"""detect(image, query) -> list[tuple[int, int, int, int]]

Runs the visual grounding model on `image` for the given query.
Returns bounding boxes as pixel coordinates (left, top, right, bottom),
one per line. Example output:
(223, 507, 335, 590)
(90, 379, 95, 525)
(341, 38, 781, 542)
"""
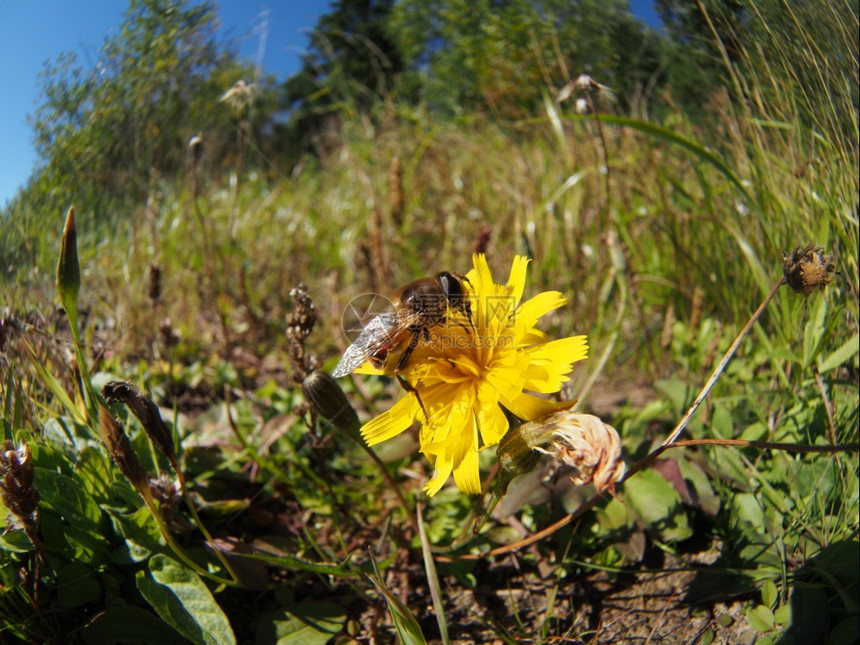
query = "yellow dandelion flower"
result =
(358, 254, 588, 496)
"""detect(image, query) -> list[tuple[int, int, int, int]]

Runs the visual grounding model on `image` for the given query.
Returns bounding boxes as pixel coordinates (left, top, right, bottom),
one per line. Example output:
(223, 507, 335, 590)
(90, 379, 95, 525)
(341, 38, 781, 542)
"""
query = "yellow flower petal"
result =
(361, 395, 419, 445)
(452, 447, 482, 495)
(506, 255, 530, 306)
(505, 392, 576, 421)
(423, 451, 454, 496)
(515, 291, 567, 334)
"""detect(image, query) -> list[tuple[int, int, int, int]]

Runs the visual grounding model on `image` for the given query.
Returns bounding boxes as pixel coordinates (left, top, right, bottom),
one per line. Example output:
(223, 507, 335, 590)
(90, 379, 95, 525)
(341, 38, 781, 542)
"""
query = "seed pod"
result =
(98, 405, 150, 498)
(782, 245, 835, 295)
(497, 410, 625, 494)
(103, 381, 180, 475)
(0, 440, 40, 532)
(56, 206, 80, 316)
(301, 370, 361, 436)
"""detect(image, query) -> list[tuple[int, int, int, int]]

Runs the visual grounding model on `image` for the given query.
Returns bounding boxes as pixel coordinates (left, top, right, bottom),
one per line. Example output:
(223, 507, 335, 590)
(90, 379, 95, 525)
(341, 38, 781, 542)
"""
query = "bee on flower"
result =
(339, 254, 588, 496)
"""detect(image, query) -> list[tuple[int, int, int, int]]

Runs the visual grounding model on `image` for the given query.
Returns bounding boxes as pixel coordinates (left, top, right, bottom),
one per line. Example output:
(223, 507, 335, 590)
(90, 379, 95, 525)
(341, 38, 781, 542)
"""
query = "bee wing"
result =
(332, 312, 401, 377)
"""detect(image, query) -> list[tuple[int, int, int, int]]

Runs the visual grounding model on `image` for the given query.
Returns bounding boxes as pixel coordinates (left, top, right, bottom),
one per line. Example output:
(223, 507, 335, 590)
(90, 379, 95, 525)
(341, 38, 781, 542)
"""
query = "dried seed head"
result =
(220, 79, 255, 111)
(499, 410, 625, 494)
(149, 472, 182, 516)
(389, 155, 404, 227)
(147, 262, 162, 303)
(557, 74, 616, 106)
(661, 302, 676, 350)
(472, 225, 493, 255)
(158, 317, 180, 348)
(103, 381, 179, 474)
(188, 132, 203, 161)
(286, 284, 320, 382)
(782, 245, 836, 295)
(0, 440, 39, 533)
(689, 286, 704, 333)
(98, 405, 150, 497)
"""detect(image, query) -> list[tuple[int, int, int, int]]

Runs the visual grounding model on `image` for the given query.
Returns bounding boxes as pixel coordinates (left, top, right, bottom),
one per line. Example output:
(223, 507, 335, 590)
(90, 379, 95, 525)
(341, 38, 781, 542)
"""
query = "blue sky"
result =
(0, 1, 660, 207)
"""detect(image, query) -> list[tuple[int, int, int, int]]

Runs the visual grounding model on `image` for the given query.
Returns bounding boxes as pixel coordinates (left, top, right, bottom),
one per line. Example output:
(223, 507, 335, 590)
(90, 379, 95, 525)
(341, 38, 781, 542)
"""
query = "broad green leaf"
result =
(732, 493, 767, 534)
(82, 605, 188, 645)
(597, 496, 634, 532)
(746, 604, 775, 632)
(254, 603, 346, 645)
(0, 528, 34, 552)
(75, 446, 116, 500)
(34, 468, 106, 558)
(654, 379, 695, 417)
(106, 506, 164, 563)
(760, 579, 777, 609)
(774, 604, 791, 626)
(710, 403, 734, 440)
(818, 332, 859, 373)
(739, 422, 768, 442)
(677, 459, 720, 515)
(623, 468, 692, 542)
(136, 554, 236, 645)
(34, 469, 102, 528)
(57, 561, 102, 608)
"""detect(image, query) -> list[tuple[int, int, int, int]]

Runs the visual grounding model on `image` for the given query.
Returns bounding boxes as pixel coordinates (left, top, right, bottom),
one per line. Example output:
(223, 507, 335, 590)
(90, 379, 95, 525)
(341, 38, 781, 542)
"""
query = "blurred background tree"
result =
(28, 0, 271, 218)
(278, 0, 405, 167)
(388, 0, 662, 119)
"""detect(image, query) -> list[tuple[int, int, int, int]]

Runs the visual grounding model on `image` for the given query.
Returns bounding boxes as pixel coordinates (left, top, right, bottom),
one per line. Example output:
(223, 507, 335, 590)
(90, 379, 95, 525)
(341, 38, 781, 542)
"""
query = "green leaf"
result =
(677, 458, 720, 515)
(710, 403, 735, 440)
(597, 495, 634, 532)
(106, 506, 164, 563)
(82, 605, 189, 645)
(732, 493, 767, 534)
(761, 579, 778, 609)
(593, 114, 754, 203)
(818, 332, 859, 373)
(654, 379, 695, 417)
(57, 561, 102, 608)
(34, 468, 102, 528)
(623, 468, 692, 542)
(367, 554, 426, 645)
(773, 604, 791, 626)
(827, 616, 860, 645)
(136, 554, 236, 645)
(746, 604, 775, 632)
(22, 340, 86, 425)
(253, 603, 346, 645)
(803, 296, 828, 369)
(0, 529, 35, 552)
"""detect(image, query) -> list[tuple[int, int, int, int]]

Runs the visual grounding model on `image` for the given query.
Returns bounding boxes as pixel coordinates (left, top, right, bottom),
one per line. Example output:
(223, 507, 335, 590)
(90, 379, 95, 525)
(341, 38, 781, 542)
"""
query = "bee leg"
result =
(396, 329, 422, 372)
(396, 373, 429, 423)
(395, 330, 430, 422)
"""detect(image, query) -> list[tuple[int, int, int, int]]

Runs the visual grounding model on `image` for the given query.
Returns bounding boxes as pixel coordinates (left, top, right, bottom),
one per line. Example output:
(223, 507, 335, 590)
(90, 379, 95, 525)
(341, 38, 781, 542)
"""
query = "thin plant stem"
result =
(661, 275, 785, 447)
